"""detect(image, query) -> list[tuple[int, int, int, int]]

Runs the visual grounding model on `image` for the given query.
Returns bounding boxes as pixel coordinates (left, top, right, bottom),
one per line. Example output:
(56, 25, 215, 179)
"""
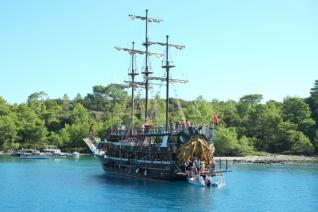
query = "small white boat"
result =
(43, 148, 66, 158)
(72, 151, 80, 158)
(188, 175, 206, 187)
(18, 149, 48, 159)
(188, 174, 224, 187)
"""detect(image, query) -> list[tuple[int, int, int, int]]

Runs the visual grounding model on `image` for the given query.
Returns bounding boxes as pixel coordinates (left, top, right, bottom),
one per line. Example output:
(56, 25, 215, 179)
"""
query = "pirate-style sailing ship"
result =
(84, 10, 228, 183)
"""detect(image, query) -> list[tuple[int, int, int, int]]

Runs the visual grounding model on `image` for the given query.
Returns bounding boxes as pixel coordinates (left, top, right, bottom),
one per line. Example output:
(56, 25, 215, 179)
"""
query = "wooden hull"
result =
(84, 125, 218, 181)
(97, 155, 187, 181)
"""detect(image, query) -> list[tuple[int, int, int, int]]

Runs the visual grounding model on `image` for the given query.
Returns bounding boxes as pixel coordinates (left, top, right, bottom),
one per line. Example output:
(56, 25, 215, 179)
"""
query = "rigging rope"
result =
(172, 83, 186, 121)
(149, 83, 163, 123)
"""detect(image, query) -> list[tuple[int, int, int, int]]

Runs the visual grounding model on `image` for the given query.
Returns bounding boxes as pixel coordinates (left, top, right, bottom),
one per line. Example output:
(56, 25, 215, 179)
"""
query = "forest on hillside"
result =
(0, 80, 318, 156)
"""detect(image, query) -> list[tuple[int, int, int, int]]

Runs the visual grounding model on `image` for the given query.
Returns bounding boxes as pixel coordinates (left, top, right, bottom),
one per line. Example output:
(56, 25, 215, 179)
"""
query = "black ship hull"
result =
(97, 155, 187, 181)
(84, 125, 216, 181)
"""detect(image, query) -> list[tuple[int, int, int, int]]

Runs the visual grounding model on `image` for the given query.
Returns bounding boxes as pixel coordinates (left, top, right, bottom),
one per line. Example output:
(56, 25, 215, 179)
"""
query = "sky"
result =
(1, 0, 318, 103)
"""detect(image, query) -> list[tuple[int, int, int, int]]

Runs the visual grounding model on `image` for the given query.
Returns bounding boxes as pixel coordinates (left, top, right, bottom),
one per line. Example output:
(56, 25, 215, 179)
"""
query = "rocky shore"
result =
(215, 155, 318, 164)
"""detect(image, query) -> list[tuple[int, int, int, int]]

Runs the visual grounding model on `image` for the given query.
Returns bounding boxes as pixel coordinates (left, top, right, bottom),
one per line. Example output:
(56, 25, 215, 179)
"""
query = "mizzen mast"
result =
(148, 36, 187, 131)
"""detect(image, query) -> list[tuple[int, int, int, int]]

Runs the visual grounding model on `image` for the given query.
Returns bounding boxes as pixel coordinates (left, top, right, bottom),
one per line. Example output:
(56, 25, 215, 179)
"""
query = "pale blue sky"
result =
(1, 0, 317, 103)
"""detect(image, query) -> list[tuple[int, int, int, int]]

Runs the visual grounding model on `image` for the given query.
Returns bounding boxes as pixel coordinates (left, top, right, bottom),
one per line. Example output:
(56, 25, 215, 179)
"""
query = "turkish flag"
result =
(213, 114, 219, 126)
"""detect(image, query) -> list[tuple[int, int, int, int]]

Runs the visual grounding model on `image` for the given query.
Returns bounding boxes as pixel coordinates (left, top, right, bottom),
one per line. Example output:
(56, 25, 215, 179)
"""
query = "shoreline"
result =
(0, 151, 91, 156)
(1, 151, 317, 163)
(215, 155, 318, 164)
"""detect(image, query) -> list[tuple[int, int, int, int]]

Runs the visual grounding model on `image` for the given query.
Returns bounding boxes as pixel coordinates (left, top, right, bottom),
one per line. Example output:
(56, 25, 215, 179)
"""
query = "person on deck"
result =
(141, 124, 145, 134)
(170, 120, 175, 133)
(182, 120, 186, 129)
(200, 161, 205, 175)
(185, 119, 191, 128)
(193, 158, 200, 174)
(185, 160, 193, 178)
(175, 121, 180, 132)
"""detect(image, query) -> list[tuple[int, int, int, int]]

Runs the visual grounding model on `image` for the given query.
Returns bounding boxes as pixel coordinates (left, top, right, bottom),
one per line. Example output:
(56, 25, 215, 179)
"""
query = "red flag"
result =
(213, 114, 219, 126)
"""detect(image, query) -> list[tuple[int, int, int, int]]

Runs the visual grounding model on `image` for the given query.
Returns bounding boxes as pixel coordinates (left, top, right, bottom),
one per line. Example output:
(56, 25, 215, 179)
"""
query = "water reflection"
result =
(89, 173, 217, 211)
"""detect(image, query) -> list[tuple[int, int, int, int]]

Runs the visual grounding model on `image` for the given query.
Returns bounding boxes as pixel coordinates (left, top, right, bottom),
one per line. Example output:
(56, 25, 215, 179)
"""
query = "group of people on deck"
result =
(169, 113, 219, 133)
(185, 158, 206, 177)
(169, 119, 191, 133)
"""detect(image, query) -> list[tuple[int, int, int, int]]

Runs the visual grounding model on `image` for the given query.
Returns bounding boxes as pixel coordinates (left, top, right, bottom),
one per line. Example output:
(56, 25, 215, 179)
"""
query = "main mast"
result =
(115, 26, 163, 132)
(124, 10, 186, 130)
(144, 10, 150, 122)
(129, 9, 163, 122)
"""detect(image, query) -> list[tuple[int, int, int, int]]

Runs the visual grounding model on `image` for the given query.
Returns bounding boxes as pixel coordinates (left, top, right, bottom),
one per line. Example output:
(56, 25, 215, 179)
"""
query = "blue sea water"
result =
(0, 155, 318, 212)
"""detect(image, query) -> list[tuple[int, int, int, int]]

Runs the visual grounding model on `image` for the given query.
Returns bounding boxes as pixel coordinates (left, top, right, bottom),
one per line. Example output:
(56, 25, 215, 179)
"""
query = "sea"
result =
(0, 155, 317, 212)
